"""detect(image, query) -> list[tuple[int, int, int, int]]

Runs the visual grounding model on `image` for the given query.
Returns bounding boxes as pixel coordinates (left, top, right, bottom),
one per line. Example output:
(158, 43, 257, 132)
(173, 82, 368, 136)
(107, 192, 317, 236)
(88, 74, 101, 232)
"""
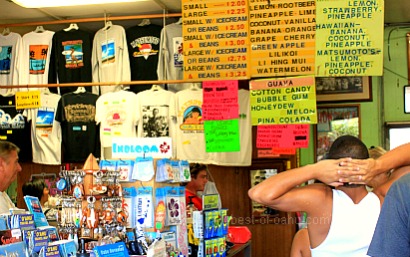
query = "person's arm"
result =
(290, 228, 311, 257)
(340, 143, 410, 184)
(373, 165, 410, 199)
(248, 158, 349, 213)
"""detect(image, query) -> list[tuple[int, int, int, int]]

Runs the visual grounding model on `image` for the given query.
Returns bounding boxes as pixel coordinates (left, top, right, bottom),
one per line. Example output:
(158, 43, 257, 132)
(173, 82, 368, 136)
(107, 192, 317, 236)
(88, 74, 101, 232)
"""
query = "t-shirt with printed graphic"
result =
(19, 30, 55, 91)
(92, 25, 131, 95)
(175, 88, 210, 163)
(135, 90, 177, 155)
(55, 92, 100, 163)
(157, 22, 191, 92)
(210, 89, 252, 166)
(0, 95, 32, 162)
(50, 29, 93, 95)
(24, 92, 62, 165)
(0, 32, 22, 96)
(126, 24, 162, 93)
(95, 90, 138, 159)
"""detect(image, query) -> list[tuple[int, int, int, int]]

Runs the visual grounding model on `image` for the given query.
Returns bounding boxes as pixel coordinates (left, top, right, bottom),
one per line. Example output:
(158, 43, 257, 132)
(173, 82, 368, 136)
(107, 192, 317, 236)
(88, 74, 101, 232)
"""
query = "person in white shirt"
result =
(0, 141, 22, 214)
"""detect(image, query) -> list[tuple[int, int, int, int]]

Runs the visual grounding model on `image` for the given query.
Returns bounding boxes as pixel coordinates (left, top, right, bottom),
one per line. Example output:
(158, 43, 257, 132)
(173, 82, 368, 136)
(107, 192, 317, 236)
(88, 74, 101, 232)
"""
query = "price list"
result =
(182, 0, 250, 80)
(315, 0, 384, 76)
(249, 0, 316, 78)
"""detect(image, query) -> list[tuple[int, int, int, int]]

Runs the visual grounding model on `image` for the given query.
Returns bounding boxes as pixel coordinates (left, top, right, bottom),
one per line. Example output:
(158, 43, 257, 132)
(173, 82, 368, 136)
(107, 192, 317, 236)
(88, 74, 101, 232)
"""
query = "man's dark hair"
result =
(22, 179, 47, 201)
(327, 135, 369, 160)
(326, 135, 369, 187)
(189, 163, 207, 179)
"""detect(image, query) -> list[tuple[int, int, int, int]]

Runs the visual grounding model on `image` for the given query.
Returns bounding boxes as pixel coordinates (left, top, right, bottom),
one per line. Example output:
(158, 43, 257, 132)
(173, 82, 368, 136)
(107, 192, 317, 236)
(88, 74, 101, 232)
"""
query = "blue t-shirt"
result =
(367, 173, 410, 257)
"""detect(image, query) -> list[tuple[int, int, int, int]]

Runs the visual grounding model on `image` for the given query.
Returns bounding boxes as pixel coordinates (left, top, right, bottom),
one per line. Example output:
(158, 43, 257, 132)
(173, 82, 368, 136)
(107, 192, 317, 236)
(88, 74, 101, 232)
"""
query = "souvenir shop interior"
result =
(0, 0, 410, 257)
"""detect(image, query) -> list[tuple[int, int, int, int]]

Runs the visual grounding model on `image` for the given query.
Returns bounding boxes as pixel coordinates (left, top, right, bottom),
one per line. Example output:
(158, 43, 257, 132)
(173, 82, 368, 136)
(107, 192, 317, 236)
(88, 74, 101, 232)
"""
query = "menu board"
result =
(249, 0, 316, 77)
(182, 0, 250, 80)
(249, 76, 317, 125)
(315, 0, 384, 76)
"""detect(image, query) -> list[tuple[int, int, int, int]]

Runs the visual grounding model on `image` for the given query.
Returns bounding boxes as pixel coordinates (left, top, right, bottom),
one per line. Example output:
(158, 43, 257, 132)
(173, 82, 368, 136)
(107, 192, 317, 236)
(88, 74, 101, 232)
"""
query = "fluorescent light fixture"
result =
(12, 0, 143, 8)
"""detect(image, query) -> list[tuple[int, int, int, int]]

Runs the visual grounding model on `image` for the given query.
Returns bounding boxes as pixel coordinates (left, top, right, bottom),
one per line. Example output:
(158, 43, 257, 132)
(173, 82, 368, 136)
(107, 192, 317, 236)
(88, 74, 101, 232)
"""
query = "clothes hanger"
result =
(150, 84, 163, 91)
(103, 12, 113, 31)
(175, 17, 182, 25)
(43, 87, 51, 95)
(1, 27, 10, 36)
(73, 87, 86, 94)
(64, 23, 79, 32)
(190, 83, 201, 91)
(138, 19, 151, 26)
(34, 25, 45, 33)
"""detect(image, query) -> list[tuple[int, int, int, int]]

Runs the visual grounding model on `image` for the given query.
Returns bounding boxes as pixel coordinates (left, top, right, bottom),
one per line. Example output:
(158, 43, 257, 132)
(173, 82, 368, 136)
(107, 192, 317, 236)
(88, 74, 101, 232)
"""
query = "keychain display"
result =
(71, 169, 86, 199)
(92, 170, 107, 195)
(52, 161, 191, 257)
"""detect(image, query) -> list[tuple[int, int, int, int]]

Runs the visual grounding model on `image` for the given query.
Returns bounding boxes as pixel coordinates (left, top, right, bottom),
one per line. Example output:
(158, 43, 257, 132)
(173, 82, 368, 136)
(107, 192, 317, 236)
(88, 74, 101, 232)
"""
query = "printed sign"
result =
(15, 91, 41, 109)
(250, 76, 317, 125)
(315, 0, 384, 76)
(111, 137, 173, 159)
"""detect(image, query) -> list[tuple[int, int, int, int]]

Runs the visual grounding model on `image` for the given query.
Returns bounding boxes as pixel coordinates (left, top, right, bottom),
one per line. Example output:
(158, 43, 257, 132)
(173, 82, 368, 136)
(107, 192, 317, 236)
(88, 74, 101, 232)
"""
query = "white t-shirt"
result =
(24, 92, 62, 164)
(135, 89, 177, 156)
(19, 30, 55, 91)
(0, 32, 22, 95)
(95, 90, 138, 159)
(210, 89, 252, 166)
(0, 191, 15, 214)
(92, 25, 130, 95)
(175, 88, 211, 163)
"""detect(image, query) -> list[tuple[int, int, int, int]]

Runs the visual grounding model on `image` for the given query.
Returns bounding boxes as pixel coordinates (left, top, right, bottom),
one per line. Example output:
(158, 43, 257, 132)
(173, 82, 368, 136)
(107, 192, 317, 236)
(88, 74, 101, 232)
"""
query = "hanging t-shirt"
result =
(24, 92, 62, 165)
(157, 22, 191, 92)
(210, 89, 252, 166)
(55, 92, 100, 163)
(50, 29, 93, 95)
(135, 89, 177, 156)
(126, 24, 162, 93)
(175, 88, 210, 163)
(95, 90, 138, 159)
(19, 30, 55, 91)
(0, 32, 22, 96)
(0, 95, 32, 162)
(92, 25, 130, 95)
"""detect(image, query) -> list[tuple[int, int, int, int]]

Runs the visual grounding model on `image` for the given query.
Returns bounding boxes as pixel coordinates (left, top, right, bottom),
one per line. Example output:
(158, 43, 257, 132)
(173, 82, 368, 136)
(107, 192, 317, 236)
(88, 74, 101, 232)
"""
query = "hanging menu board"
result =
(249, 76, 317, 125)
(249, 0, 316, 78)
(315, 0, 384, 76)
(182, 0, 250, 80)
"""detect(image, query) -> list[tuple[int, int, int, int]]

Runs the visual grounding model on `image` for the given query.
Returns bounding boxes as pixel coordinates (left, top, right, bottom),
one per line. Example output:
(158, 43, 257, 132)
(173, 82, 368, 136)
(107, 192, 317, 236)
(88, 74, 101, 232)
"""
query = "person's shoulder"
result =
(395, 172, 410, 184)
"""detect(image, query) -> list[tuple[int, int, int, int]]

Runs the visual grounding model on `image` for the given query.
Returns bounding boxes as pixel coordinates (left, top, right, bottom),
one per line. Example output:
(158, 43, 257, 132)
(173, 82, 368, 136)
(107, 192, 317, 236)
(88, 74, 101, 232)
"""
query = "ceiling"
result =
(0, 0, 409, 33)
(0, 0, 183, 33)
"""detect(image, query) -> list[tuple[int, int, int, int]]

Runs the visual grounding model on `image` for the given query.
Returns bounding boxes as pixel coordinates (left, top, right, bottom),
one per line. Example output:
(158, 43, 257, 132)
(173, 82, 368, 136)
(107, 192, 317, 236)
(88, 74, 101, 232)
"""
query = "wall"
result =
(383, 26, 410, 122)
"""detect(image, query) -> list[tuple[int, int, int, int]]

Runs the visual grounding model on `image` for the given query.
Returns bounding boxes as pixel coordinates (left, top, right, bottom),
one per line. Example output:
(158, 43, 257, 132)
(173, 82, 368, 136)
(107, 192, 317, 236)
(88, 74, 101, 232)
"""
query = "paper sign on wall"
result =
(202, 80, 239, 120)
(204, 119, 240, 152)
(257, 124, 310, 148)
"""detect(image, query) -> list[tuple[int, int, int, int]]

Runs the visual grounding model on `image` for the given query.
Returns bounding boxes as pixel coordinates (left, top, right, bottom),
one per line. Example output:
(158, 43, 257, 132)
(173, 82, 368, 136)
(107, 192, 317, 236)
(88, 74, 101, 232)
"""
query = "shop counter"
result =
(226, 240, 251, 257)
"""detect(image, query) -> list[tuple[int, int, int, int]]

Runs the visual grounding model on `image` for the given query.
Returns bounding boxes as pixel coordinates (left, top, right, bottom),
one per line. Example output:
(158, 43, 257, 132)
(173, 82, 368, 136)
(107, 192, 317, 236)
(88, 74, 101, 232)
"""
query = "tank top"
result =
(311, 189, 380, 257)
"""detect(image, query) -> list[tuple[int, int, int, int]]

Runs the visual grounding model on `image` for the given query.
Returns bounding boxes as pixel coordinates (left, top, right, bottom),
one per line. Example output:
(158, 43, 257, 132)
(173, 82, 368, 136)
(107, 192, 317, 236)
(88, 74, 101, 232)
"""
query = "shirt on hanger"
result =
(126, 24, 162, 93)
(50, 29, 93, 95)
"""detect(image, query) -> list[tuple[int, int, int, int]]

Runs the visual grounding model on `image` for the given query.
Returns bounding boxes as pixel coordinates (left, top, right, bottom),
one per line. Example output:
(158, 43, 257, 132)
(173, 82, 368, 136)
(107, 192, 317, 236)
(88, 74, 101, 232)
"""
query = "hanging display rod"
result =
(0, 12, 182, 28)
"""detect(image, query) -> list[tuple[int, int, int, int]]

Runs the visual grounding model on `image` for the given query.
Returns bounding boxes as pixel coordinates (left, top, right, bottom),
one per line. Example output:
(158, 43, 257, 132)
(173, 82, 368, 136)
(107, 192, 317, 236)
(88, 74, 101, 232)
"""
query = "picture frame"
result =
(404, 85, 410, 113)
(315, 104, 361, 161)
(315, 77, 372, 102)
